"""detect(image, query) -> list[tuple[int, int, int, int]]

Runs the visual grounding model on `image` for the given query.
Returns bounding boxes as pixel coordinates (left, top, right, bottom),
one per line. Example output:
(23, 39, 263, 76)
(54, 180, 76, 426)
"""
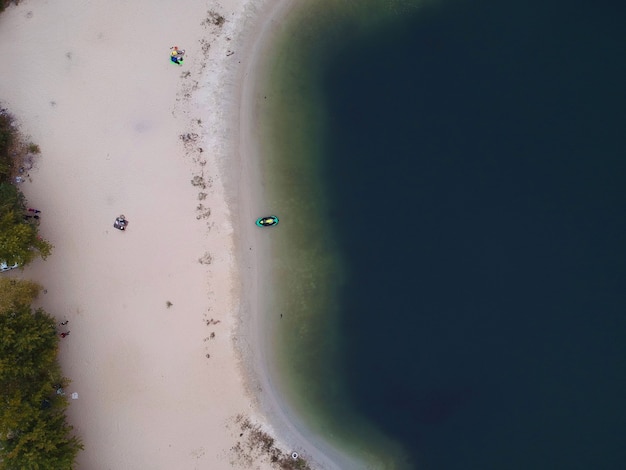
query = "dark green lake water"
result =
(257, 0, 626, 468)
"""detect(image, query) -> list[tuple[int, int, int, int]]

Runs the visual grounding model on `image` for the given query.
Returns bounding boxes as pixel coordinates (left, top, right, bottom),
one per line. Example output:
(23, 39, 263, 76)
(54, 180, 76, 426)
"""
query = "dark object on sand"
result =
(255, 215, 279, 227)
(114, 215, 128, 231)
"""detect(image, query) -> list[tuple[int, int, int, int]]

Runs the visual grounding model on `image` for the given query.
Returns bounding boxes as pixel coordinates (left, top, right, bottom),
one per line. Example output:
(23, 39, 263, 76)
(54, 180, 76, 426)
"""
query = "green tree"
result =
(0, 298, 82, 469)
(0, 278, 41, 311)
(0, 215, 52, 266)
(0, 183, 24, 214)
(0, 110, 53, 267)
(0, 111, 16, 182)
(0, 184, 53, 266)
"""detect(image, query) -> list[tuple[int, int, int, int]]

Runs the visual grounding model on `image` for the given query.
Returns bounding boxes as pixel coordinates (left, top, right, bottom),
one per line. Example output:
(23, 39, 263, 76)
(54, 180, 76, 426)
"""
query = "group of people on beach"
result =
(170, 46, 185, 65)
(59, 320, 70, 338)
(24, 207, 41, 221)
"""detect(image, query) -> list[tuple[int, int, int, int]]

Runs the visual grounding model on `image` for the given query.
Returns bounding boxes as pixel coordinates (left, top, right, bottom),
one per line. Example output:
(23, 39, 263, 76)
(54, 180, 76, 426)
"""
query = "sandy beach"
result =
(0, 0, 334, 468)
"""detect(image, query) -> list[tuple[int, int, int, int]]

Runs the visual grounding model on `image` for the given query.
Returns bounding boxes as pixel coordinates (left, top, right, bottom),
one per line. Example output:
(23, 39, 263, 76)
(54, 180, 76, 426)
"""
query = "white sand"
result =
(0, 0, 345, 468)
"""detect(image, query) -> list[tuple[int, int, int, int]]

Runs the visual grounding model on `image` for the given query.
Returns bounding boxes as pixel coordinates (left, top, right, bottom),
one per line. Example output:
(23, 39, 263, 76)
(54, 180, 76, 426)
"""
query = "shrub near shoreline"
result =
(0, 278, 83, 469)
(0, 110, 52, 267)
(0, 108, 81, 467)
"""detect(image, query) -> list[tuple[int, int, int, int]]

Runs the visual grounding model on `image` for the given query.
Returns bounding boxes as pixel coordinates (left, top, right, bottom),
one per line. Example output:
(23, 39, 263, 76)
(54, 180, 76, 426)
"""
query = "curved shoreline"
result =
(226, 1, 351, 468)
(232, 1, 372, 468)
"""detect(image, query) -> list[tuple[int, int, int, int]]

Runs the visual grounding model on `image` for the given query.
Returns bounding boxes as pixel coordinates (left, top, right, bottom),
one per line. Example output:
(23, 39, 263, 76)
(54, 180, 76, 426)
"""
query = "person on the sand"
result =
(170, 46, 185, 65)
(170, 46, 185, 57)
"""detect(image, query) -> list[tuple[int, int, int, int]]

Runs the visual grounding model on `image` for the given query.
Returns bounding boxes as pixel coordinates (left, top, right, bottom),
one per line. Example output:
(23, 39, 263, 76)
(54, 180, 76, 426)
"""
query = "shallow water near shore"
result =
(257, 0, 626, 468)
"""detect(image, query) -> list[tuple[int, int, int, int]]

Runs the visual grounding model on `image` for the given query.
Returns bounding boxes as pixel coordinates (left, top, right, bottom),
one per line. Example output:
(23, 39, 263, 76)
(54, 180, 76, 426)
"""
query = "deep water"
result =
(260, 0, 626, 469)
(322, 0, 626, 469)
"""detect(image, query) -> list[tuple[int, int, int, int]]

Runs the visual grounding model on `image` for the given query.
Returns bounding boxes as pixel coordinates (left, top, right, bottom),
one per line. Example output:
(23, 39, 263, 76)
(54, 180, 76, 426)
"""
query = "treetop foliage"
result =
(0, 286, 83, 469)
(0, 277, 41, 311)
(0, 112, 53, 267)
(0, 105, 76, 467)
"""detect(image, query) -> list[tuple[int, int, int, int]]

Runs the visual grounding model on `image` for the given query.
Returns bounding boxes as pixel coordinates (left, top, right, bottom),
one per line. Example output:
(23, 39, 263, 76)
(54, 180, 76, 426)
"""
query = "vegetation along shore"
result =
(1, 108, 82, 468)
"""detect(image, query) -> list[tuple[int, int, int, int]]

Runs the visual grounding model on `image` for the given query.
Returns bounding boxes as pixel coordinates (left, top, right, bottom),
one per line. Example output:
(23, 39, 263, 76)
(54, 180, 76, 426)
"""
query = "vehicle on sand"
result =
(0, 261, 19, 272)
